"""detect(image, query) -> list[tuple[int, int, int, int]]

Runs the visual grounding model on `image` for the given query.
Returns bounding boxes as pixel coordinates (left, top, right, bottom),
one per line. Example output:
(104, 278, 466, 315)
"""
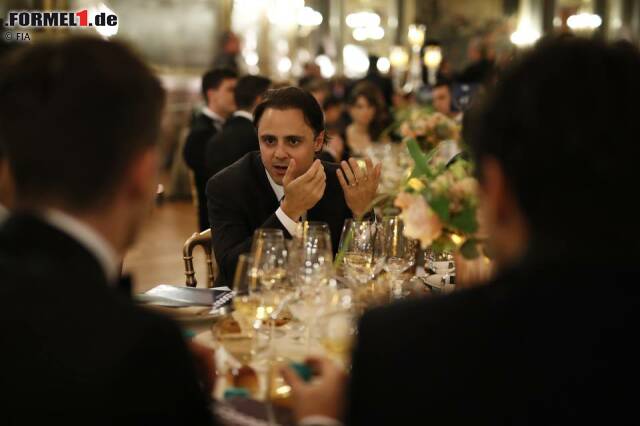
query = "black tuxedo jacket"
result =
(207, 151, 352, 286)
(184, 112, 219, 231)
(205, 114, 259, 179)
(347, 251, 640, 425)
(0, 214, 214, 425)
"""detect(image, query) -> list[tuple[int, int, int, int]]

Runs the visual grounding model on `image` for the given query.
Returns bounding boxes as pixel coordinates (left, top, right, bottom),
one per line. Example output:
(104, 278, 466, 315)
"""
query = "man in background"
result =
(431, 79, 461, 122)
(0, 37, 215, 424)
(205, 74, 271, 178)
(213, 31, 242, 74)
(207, 87, 380, 286)
(184, 68, 237, 231)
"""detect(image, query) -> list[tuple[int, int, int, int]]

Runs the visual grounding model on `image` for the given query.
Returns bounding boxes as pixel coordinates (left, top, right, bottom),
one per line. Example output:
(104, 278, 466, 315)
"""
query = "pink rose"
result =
(450, 177, 478, 199)
(400, 122, 415, 139)
(394, 193, 443, 248)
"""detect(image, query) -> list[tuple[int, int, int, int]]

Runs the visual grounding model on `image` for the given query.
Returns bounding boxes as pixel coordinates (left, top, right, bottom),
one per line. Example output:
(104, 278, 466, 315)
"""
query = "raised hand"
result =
(281, 159, 326, 220)
(337, 157, 381, 218)
(281, 357, 346, 422)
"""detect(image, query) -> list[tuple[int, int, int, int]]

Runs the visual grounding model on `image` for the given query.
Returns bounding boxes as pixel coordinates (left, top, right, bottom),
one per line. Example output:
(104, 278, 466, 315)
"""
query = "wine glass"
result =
(381, 216, 417, 299)
(318, 308, 356, 366)
(287, 242, 334, 353)
(293, 221, 333, 258)
(250, 228, 287, 292)
(338, 219, 376, 286)
(251, 228, 285, 252)
(225, 254, 262, 363)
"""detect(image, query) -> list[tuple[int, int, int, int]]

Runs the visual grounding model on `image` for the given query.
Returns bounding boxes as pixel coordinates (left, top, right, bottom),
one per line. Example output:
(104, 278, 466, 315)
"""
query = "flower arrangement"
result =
(374, 105, 481, 258)
(395, 107, 461, 152)
(394, 139, 482, 259)
(335, 108, 482, 268)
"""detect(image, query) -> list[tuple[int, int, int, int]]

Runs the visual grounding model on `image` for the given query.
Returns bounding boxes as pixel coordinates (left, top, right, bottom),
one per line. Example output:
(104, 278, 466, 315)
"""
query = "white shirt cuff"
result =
(275, 206, 299, 236)
(298, 415, 343, 426)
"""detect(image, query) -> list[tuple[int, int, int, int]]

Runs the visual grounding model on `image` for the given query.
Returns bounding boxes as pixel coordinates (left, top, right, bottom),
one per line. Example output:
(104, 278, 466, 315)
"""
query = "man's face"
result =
(257, 108, 323, 185)
(432, 86, 452, 116)
(209, 78, 237, 117)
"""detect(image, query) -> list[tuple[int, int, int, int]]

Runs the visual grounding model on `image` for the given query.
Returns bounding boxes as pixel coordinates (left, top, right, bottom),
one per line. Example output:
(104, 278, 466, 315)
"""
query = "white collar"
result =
(41, 209, 121, 285)
(264, 169, 284, 202)
(201, 106, 225, 124)
(233, 110, 253, 121)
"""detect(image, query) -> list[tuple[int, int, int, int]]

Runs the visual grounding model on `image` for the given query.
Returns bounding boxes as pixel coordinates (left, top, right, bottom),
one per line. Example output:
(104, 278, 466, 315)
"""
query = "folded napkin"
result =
(136, 284, 234, 319)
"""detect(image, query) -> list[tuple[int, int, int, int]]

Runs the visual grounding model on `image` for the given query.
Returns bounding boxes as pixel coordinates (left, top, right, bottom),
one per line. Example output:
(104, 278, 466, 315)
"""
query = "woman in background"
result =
(344, 81, 391, 159)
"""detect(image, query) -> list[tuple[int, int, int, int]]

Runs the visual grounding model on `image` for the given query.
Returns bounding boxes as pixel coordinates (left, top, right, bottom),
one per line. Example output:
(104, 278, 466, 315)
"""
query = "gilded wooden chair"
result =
(183, 228, 217, 287)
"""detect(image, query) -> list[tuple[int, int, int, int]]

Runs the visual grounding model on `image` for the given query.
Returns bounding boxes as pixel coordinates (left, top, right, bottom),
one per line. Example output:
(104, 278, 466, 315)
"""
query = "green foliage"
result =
(449, 205, 479, 234)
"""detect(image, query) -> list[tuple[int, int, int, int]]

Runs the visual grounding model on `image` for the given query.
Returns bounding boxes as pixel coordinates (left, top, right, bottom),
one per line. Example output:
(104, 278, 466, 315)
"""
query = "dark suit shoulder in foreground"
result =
(0, 214, 214, 425)
(347, 258, 640, 425)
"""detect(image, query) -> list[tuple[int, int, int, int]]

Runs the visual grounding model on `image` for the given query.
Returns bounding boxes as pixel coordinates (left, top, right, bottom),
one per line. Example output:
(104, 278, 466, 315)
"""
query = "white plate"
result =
(424, 274, 446, 289)
(423, 274, 456, 292)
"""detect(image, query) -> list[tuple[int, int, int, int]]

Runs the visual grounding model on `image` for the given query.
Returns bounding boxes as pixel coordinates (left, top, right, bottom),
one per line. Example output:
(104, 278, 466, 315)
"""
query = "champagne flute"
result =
(381, 216, 417, 299)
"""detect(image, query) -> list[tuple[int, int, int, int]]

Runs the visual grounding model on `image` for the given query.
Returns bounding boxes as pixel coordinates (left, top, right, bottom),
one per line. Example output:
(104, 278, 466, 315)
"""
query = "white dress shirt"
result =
(201, 106, 225, 132)
(232, 110, 253, 121)
(41, 209, 121, 285)
(265, 170, 304, 237)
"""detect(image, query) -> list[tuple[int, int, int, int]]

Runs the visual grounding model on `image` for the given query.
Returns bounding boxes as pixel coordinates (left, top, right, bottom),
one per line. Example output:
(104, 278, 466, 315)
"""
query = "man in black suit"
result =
(207, 87, 381, 286)
(283, 38, 640, 424)
(205, 75, 271, 178)
(0, 37, 215, 424)
(184, 68, 237, 231)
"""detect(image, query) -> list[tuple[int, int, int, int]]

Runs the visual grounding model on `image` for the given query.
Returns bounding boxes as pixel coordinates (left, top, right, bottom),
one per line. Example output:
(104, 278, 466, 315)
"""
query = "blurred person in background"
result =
(298, 61, 322, 88)
(319, 96, 348, 162)
(207, 87, 380, 286)
(183, 68, 237, 231)
(344, 81, 391, 158)
(0, 37, 215, 424)
(206, 74, 271, 178)
(284, 36, 640, 425)
(304, 78, 330, 109)
(361, 54, 393, 107)
(456, 37, 495, 85)
(213, 30, 242, 74)
(432, 79, 462, 122)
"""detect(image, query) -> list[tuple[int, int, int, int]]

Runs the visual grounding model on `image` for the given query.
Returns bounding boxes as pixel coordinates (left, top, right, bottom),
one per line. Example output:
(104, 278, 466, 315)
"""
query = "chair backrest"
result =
(182, 228, 217, 287)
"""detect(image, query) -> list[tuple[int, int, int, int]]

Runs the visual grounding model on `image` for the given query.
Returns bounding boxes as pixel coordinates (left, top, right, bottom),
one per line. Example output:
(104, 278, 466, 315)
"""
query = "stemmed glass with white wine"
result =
(380, 216, 417, 299)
